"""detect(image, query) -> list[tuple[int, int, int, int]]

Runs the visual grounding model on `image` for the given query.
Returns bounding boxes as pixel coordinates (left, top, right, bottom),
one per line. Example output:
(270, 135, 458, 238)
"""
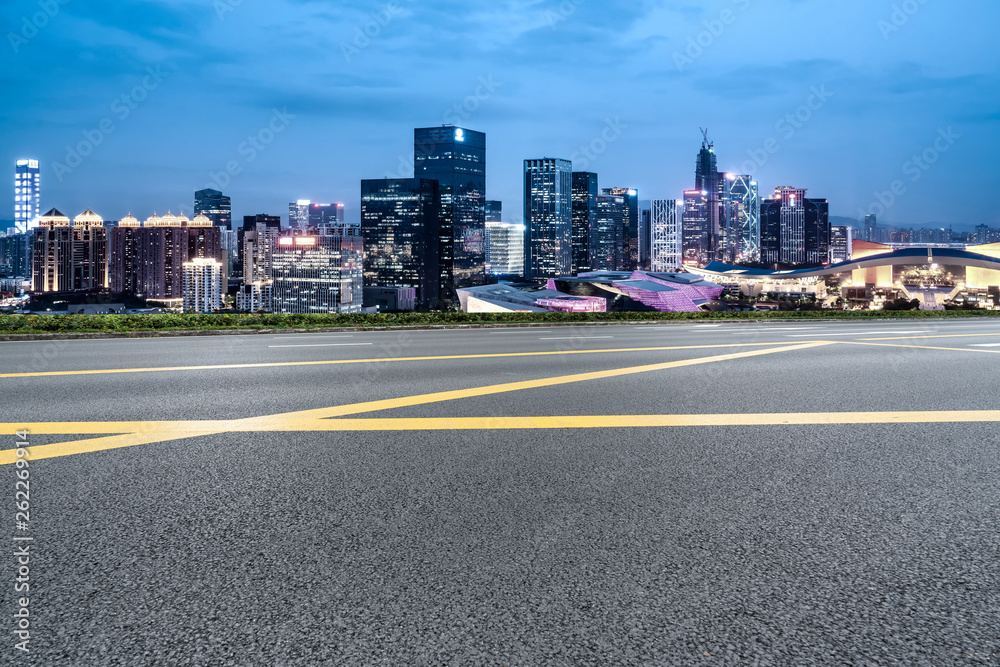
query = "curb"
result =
(0, 316, 994, 342)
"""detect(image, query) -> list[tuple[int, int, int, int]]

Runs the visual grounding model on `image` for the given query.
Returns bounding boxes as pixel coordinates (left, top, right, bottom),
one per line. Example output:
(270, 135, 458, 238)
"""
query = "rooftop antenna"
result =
(700, 127, 713, 150)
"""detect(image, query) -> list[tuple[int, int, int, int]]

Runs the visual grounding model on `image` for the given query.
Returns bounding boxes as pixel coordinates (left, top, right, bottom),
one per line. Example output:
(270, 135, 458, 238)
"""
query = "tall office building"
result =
(571, 172, 599, 274)
(724, 174, 760, 263)
(310, 202, 345, 227)
(485, 200, 503, 223)
(523, 158, 573, 279)
(31, 209, 107, 293)
(0, 234, 30, 277)
(14, 160, 41, 234)
(194, 189, 232, 229)
(182, 258, 224, 313)
(590, 193, 625, 272)
(485, 221, 525, 276)
(237, 214, 281, 283)
(289, 200, 310, 230)
(270, 229, 364, 314)
(414, 126, 487, 300)
(682, 190, 709, 266)
(830, 225, 853, 263)
(361, 178, 441, 309)
(760, 187, 830, 266)
(650, 200, 682, 272)
(865, 214, 877, 243)
(695, 135, 724, 263)
(601, 188, 639, 271)
(108, 213, 221, 298)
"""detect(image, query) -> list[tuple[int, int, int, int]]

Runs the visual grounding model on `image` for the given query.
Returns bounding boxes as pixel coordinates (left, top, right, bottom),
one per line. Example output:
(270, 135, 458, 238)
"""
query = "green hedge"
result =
(1, 309, 998, 334)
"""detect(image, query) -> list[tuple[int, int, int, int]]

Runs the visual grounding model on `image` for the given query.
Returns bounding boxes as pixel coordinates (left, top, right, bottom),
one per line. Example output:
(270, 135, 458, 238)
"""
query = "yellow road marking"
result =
(1, 342, 830, 464)
(0, 341, 818, 379)
(860, 332, 1000, 341)
(6, 410, 1000, 465)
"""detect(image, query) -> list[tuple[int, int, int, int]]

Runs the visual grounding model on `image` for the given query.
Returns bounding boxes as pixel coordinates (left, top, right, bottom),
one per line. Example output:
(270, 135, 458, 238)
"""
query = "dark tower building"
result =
(414, 126, 486, 304)
(485, 200, 503, 223)
(523, 158, 573, 280)
(194, 189, 232, 229)
(591, 193, 625, 272)
(759, 187, 830, 267)
(689, 131, 724, 264)
(361, 178, 441, 310)
(571, 172, 598, 274)
(601, 187, 639, 271)
(640, 207, 652, 270)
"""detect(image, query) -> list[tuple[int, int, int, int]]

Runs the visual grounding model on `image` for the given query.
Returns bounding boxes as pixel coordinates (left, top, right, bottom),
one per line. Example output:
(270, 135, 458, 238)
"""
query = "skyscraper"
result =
(289, 200, 311, 230)
(14, 160, 40, 234)
(724, 174, 760, 263)
(485, 200, 503, 223)
(523, 158, 573, 279)
(694, 133, 724, 262)
(830, 225, 853, 263)
(31, 209, 107, 292)
(361, 178, 441, 309)
(414, 126, 487, 300)
(571, 172, 598, 274)
(760, 187, 830, 266)
(591, 193, 625, 272)
(650, 200, 682, 272)
(194, 189, 232, 229)
(601, 187, 639, 270)
(682, 190, 709, 266)
(865, 214, 878, 243)
(485, 221, 525, 276)
(270, 229, 364, 314)
(640, 207, 652, 270)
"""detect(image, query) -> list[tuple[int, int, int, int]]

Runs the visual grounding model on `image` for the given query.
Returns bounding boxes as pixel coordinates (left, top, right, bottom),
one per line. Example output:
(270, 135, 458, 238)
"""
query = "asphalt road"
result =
(2, 319, 1000, 665)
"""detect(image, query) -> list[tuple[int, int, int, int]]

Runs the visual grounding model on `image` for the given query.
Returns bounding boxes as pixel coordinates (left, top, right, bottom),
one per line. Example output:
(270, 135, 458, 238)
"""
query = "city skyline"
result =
(1, 2, 997, 230)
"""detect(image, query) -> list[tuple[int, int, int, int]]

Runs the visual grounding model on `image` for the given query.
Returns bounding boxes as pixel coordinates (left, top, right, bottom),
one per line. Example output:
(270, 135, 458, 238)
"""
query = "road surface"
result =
(3, 319, 1000, 664)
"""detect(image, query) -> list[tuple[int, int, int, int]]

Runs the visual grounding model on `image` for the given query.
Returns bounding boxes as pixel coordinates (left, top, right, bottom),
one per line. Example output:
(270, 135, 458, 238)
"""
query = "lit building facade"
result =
(194, 189, 232, 229)
(571, 172, 598, 274)
(414, 126, 487, 298)
(524, 158, 573, 279)
(724, 174, 760, 263)
(602, 187, 639, 271)
(591, 193, 625, 272)
(182, 258, 224, 313)
(109, 213, 221, 298)
(14, 160, 40, 234)
(830, 225, 853, 263)
(650, 200, 682, 272)
(0, 233, 30, 277)
(682, 190, 709, 266)
(361, 178, 441, 309)
(270, 229, 364, 314)
(31, 209, 107, 293)
(760, 187, 829, 266)
(238, 214, 281, 283)
(485, 221, 525, 276)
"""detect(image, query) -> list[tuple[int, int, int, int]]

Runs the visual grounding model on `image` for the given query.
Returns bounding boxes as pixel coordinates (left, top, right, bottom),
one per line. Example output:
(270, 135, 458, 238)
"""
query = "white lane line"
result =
(268, 343, 374, 348)
(788, 330, 930, 337)
(969, 343, 1000, 347)
(539, 336, 615, 340)
(272, 335, 355, 340)
(489, 329, 555, 333)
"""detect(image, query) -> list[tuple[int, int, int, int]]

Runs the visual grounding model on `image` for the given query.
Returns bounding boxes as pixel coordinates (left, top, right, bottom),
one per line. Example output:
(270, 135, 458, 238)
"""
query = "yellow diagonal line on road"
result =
(0, 341, 813, 379)
(252, 341, 832, 423)
(0, 342, 830, 464)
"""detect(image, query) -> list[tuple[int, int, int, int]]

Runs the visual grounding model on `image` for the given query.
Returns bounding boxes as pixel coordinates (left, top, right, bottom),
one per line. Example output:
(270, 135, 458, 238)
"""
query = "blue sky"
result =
(2, 0, 998, 229)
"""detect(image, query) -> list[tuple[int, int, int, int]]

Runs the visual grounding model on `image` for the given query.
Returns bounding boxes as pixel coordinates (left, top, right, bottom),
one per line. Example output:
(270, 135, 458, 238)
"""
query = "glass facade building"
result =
(601, 187, 639, 271)
(414, 126, 487, 301)
(14, 160, 40, 234)
(760, 187, 829, 267)
(682, 190, 709, 266)
(485, 200, 503, 223)
(270, 230, 363, 314)
(591, 194, 625, 272)
(361, 178, 441, 309)
(194, 189, 232, 229)
(724, 174, 760, 264)
(650, 200, 682, 272)
(571, 172, 598, 274)
(524, 158, 573, 279)
(485, 221, 525, 276)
